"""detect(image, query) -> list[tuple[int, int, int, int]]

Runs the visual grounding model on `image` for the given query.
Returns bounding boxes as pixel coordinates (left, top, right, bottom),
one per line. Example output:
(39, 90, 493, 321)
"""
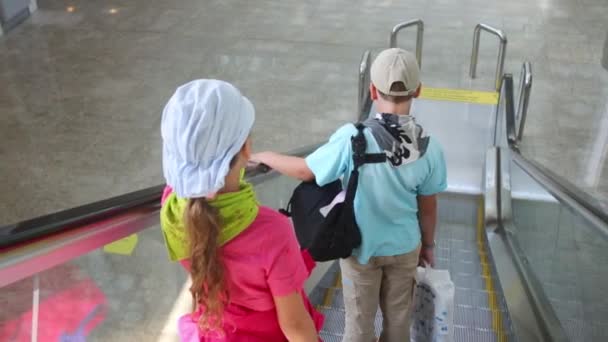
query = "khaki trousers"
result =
(340, 245, 420, 342)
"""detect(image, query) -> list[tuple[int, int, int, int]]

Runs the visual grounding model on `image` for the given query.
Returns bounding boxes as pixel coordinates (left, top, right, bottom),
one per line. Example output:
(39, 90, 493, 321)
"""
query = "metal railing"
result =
(516, 61, 532, 141)
(470, 23, 507, 91)
(358, 50, 372, 120)
(504, 74, 518, 145)
(389, 19, 424, 68)
(495, 75, 570, 341)
(502, 72, 608, 242)
(0, 145, 321, 287)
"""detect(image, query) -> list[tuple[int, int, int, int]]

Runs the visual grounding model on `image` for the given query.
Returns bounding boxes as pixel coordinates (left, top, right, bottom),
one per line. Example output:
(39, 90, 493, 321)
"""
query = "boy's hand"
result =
(249, 152, 315, 182)
(418, 247, 434, 268)
(250, 152, 269, 165)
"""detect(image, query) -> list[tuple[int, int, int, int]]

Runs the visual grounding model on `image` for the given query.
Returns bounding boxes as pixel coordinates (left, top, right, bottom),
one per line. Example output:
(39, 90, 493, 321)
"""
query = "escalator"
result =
(2, 23, 608, 342)
(312, 215, 515, 342)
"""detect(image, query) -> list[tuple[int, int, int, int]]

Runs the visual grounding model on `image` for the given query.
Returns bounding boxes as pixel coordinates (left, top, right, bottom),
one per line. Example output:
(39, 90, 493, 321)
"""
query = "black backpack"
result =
(281, 123, 386, 261)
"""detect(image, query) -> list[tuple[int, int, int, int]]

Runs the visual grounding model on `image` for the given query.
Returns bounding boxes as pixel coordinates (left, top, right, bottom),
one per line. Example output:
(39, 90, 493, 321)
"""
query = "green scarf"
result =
(160, 179, 259, 261)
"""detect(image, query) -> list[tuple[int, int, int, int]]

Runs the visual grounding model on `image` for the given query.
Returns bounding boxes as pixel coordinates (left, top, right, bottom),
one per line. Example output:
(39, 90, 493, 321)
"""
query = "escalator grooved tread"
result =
(310, 221, 515, 341)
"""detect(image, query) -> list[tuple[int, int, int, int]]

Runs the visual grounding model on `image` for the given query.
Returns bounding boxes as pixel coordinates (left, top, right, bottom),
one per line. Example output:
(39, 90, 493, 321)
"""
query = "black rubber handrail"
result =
(0, 143, 322, 249)
(0, 185, 165, 249)
(511, 151, 608, 235)
(503, 75, 608, 234)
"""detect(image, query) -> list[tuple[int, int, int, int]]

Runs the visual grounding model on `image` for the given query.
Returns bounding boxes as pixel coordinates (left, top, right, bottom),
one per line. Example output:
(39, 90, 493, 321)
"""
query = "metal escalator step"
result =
(450, 238, 478, 251)
(454, 304, 496, 331)
(315, 287, 344, 309)
(453, 304, 513, 336)
(319, 307, 345, 336)
(319, 331, 343, 342)
(435, 247, 450, 259)
(436, 248, 481, 264)
(435, 257, 450, 269)
(316, 261, 341, 289)
(453, 274, 487, 290)
(319, 306, 514, 341)
(455, 288, 508, 312)
(309, 286, 327, 308)
(449, 260, 483, 276)
(454, 326, 511, 342)
(319, 307, 383, 338)
(310, 222, 517, 340)
(437, 239, 451, 249)
(451, 227, 478, 242)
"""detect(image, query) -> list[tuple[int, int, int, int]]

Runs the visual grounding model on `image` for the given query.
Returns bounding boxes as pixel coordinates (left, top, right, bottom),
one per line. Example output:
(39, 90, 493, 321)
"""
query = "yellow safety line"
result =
(318, 270, 342, 309)
(420, 87, 499, 105)
(321, 286, 334, 308)
(335, 272, 342, 289)
(477, 197, 507, 342)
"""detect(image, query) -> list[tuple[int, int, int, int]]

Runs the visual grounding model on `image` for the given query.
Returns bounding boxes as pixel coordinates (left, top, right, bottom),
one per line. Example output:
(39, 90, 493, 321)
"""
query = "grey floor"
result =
(1, 0, 607, 222)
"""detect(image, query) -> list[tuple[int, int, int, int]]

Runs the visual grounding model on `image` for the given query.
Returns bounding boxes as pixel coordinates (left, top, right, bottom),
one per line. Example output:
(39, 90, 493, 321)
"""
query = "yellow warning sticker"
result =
(420, 87, 499, 105)
(103, 234, 138, 256)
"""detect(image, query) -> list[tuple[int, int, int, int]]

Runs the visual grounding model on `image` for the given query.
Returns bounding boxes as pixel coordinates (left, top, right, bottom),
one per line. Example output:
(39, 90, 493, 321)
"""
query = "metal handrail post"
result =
(358, 50, 371, 120)
(470, 23, 507, 91)
(389, 19, 424, 68)
(517, 62, 532, 141)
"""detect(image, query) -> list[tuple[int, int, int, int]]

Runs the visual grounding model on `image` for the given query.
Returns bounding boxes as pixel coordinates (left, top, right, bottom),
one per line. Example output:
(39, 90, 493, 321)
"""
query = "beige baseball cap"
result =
(371, 48, 420, 96)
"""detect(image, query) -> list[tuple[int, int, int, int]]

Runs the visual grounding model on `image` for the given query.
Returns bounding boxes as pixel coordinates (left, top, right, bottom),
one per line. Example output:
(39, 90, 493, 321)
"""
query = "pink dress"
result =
(162, 189, 324, 341)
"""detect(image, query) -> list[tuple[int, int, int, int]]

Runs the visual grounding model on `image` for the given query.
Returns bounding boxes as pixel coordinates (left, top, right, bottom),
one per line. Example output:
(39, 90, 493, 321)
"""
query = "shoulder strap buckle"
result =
(351, 123, 387, 168)
(352, 124, 367, 167)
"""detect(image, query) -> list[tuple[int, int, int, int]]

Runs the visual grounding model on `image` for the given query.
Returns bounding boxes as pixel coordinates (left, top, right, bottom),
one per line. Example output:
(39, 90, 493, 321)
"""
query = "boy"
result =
(252, 48, 447, 342)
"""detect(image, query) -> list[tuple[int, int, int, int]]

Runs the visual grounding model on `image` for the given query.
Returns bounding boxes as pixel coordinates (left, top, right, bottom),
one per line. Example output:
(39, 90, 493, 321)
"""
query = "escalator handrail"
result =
(0, 143, 322, 250)
(500, 76, 569, 341)
(0, 143, 321, 287)
(511, 151, 608, 236)
(503, 74, 608, 237)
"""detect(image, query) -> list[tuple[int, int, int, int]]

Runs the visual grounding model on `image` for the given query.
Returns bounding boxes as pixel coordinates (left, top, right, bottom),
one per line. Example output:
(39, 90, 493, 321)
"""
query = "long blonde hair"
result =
(185, 197, 227, 333)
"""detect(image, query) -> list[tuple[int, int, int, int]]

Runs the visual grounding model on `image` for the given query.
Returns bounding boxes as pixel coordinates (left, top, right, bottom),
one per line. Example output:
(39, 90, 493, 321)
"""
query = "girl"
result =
(160, 80, 323, 341)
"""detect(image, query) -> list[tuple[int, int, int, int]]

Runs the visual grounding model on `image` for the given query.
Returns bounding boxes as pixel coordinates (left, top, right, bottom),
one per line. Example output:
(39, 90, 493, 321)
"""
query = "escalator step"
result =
(453, 305, 512, 335)
(453, 274, 487, 290)
(315, 261, 341, 289)
(319, 307, 345, 336)
(450, 260, 483, 276)
(454, 326, 511, 342)
(308, 220, 517, 340)
(319, 331, 343, 342)
(315, 287, 344, 309)
(454, 305, 495, 330)
(436, 247, 481, 262)
(455, 288, 508, 312)
(319, 307, 383, 338)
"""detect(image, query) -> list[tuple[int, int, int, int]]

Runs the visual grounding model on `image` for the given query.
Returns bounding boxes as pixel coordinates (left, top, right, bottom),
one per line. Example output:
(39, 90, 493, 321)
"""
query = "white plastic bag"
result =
(410, 266, 455, 342)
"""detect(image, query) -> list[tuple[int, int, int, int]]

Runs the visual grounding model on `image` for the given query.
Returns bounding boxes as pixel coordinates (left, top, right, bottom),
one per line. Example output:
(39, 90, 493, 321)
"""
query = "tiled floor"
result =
(1, 0, 607, 222)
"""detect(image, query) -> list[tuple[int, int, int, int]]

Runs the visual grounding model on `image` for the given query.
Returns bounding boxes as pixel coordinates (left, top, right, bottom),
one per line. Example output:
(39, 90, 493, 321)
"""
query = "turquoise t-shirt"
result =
(305, 123, 447, 264)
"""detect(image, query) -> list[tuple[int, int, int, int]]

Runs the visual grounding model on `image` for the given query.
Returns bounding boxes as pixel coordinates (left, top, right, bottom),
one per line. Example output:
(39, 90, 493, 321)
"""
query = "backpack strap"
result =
(352, 123, 386, 168)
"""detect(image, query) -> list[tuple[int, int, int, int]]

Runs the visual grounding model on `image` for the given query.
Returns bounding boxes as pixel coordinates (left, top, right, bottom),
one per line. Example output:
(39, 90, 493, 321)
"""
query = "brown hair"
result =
(185, 197, 227, 333)
(184, 149, 246, 333)
(378, 81, 414, 103)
